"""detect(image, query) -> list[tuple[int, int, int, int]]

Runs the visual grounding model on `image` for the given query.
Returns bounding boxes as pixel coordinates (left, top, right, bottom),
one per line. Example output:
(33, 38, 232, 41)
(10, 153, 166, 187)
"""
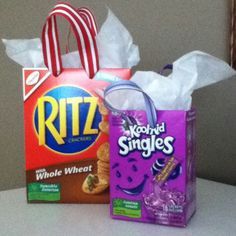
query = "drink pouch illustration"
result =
(154, 156, 181, 187)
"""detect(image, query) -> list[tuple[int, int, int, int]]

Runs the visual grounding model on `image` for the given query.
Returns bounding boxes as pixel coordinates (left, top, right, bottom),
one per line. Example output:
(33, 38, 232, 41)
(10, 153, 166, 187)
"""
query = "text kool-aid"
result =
(106, 81, 196, 227)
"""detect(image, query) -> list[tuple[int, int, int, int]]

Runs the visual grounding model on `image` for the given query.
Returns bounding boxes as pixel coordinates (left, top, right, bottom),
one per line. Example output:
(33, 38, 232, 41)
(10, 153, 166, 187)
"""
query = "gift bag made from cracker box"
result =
(104, 51, 236, 227)
(22, 3, 131, 203)
(104, 81, 196, 227)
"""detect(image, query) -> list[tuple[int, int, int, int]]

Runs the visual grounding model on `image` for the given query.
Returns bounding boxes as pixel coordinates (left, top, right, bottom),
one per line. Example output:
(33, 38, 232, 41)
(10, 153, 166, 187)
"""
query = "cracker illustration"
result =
(97, 142, 110, 162)
(97, 160, 110, 168)
(98, 102, 109, 116)
(98, 173, 110, 182)
(82, 174, 109, 194)
(97, 168, 109, 176)
(97, 167, 110, 176)
(99, 121, 109, 134)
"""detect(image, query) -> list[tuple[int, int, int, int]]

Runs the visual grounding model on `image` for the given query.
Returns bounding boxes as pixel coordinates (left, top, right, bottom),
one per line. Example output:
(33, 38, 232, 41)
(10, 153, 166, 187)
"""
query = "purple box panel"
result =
(109, 109, 196, 227)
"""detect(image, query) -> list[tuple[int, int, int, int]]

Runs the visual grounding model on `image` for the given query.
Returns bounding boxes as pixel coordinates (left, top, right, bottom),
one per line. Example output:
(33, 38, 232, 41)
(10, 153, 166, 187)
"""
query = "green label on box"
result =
(112, 198, 141, 218)
(28, 183, 60, 201)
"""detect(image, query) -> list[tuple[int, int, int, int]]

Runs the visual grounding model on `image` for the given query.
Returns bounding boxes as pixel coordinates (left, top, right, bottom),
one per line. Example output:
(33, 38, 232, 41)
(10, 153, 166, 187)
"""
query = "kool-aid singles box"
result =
(23, 68, 130, 203)
(109, 110, 196, 227)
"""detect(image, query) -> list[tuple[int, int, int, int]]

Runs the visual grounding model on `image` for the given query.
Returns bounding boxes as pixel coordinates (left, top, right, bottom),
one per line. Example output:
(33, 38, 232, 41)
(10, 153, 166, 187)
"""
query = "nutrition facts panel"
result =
(0, 178, 235, 236)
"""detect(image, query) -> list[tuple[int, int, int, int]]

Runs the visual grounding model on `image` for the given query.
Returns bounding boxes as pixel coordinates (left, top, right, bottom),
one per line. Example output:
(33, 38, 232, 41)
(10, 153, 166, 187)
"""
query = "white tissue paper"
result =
(2, 38, 44, 68)
(97, 10, 139, 68)
(106, 51, 236, 111)
(2, 9, 139, 70)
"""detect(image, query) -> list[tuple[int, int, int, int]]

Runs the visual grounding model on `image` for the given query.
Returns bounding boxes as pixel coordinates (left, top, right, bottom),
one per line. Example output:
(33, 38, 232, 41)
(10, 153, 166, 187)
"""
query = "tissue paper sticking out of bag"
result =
(106, 51, 236, 111)
(2, 38, 44, 68)
(2, 9, 139, 69)
(97, 10, 139, 68)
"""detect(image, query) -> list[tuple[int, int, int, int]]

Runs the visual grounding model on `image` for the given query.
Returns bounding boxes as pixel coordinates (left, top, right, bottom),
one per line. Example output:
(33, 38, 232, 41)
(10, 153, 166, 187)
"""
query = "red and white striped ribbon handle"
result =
(66, 7, 98, 53)
(79, 7, 98, 37)
(42, 2, 99, 78)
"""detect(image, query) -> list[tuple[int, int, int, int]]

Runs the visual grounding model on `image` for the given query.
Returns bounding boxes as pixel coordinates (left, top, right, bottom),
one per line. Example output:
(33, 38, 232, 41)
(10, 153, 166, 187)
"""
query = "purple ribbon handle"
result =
(104, 80, 157, 128)
(159, 64, 173, 75)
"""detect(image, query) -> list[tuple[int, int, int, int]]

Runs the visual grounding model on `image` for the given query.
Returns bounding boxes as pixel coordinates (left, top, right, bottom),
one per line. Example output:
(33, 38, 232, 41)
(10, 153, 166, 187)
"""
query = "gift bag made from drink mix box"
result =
(22, 3, 131, 203)
(104, 81, 196, 227)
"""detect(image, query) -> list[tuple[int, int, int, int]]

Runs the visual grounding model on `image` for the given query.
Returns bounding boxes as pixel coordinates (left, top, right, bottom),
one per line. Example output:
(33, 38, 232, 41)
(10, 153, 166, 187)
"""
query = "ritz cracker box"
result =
(24, 68, 130, 203)
(106, 81, 196, 227)
(22, 3, 132, 203)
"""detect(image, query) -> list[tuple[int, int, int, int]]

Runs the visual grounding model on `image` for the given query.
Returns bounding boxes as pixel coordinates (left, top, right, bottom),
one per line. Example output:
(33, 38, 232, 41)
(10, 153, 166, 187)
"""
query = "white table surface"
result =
(0, 178, 235, 236)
